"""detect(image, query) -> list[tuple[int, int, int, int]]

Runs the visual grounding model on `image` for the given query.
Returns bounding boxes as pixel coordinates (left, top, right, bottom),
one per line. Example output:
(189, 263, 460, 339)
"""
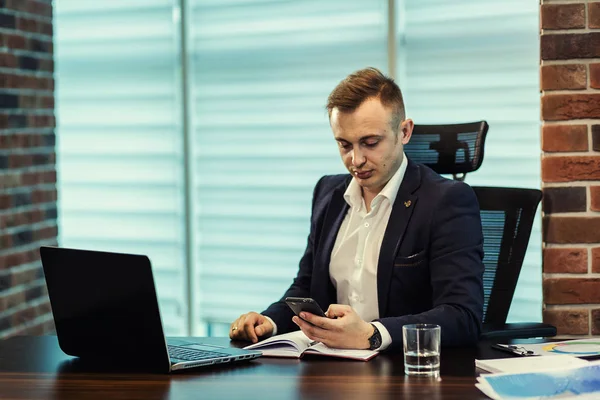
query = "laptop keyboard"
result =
(167, 345, 230, 361)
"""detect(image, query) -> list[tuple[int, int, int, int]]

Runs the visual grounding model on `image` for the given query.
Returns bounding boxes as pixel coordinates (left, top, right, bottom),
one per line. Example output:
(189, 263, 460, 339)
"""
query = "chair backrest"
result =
(473, 186, 542, 325)
(405, 121, 489, 181)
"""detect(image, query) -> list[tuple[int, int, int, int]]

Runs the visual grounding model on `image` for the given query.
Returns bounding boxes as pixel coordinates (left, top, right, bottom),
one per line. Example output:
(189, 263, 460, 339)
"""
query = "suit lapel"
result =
(313, 177, 350, 309)
(377, 160, 422, 317)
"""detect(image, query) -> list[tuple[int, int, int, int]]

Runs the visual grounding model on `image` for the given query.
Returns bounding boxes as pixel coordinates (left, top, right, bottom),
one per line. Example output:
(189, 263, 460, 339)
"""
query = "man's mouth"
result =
(354, 170, 373, 179)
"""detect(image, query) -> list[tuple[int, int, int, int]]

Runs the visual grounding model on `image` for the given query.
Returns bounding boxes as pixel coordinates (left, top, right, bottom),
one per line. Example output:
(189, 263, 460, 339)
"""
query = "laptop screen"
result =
(41, 246, 170, 369)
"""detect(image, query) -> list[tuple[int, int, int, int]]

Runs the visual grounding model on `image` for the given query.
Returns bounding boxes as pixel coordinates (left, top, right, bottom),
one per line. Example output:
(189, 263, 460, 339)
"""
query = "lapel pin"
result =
(404, 200, 412, 208)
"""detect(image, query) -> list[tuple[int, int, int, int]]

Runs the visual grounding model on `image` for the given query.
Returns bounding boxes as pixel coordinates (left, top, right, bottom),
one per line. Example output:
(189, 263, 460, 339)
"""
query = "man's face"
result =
(330, 97, 413, 196)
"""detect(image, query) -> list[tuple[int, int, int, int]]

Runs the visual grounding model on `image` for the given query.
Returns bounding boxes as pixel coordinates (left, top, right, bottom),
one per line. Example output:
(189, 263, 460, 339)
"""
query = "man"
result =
(230, 67, 484, 352)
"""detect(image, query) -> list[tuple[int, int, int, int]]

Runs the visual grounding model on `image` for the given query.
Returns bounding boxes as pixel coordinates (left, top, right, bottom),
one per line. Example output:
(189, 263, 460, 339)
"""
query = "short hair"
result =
(326, 67, 406, 132)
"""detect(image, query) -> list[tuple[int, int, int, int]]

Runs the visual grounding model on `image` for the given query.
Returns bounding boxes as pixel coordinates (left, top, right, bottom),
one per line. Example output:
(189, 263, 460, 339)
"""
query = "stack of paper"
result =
(476, 359, 600, 399)
(476, 354, 588, 374)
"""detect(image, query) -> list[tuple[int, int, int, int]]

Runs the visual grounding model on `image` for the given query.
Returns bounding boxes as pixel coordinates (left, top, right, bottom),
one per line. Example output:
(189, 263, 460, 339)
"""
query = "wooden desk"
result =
(0, 336, 503, 399)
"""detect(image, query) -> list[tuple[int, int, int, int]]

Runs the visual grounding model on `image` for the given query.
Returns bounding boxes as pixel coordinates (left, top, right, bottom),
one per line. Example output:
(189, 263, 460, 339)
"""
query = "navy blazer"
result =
(262, 159, 484, 352)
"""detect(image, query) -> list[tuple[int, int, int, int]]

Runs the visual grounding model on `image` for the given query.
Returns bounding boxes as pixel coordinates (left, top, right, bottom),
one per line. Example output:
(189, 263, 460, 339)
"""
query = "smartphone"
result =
(285, 297, 327, 319)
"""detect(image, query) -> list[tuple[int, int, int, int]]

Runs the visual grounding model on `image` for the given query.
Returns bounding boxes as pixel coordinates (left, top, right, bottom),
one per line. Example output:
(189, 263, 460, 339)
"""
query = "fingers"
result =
(299, 311, 335, 330)
(255, 319, 274, 337)
(293, 316, 327, 342)
(326, 304, 352, 318)
(229, 317, 241, 340)
(243, 314, 259, 343)
(230, 312, 270, 343)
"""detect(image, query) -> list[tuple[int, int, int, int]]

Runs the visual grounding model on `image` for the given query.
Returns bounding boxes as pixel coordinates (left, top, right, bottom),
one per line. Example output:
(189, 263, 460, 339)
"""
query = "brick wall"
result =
(0, 0, 56, 338)
(541, 1, 600, 336)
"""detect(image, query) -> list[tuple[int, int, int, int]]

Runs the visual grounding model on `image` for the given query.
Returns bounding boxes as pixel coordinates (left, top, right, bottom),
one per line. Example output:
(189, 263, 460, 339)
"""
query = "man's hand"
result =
(229, 312, 274, 343)
(292, 304, 373, 349)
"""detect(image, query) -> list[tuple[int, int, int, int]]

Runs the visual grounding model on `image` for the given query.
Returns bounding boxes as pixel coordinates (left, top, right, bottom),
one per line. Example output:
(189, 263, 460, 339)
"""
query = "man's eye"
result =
(339, 142, 352, 150)
(364, 141, 379, 147)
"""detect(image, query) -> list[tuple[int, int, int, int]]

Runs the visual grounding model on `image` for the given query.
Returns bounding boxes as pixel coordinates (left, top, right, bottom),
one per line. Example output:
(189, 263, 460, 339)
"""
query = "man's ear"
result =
(400, 119, 414, 145)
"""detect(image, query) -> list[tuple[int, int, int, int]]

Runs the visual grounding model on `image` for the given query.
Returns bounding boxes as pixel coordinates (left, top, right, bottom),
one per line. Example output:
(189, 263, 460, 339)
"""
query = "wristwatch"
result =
(368, 323, 382, 350)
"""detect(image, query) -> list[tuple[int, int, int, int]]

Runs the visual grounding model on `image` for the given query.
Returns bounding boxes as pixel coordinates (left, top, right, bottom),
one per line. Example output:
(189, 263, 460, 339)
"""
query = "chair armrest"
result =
(481, 322, 557, 340)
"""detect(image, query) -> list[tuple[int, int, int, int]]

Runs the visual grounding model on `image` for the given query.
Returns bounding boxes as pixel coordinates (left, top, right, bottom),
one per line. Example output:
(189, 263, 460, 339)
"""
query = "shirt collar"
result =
(343, 152, 408, 211)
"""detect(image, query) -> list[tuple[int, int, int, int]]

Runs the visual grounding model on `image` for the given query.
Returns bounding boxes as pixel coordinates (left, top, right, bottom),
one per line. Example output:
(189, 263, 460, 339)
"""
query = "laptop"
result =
(40, 246, 262, 373)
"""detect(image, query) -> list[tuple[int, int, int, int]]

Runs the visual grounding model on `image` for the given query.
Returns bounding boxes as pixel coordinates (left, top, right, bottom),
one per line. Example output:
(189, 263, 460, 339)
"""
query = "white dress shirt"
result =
(329, 153, 408, 350)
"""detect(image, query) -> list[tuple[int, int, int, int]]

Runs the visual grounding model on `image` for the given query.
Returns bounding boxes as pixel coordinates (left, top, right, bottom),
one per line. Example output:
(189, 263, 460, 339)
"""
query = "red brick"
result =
(542, 156, 600, 182)
(543, 248, 588, 273)
(592, 247, 600, 273)
(544, 216, 600, 243)
(19, 95, 36, 109)
(542, 124, 588, 152)
(541, 33, 600, 60)
(0, 289, 26, 310)
(591, 64, 600, 89)
(17, 313, 53, 336)
(21, 171, 41, 185)
(544, 278, 600, 304)
(590, 2, 600, 29)
(1, 73, 17, 89)
(11, 266, 41, 286)
(38, 58, 53, 72)
(541, 64, 586, 90)
(28, 1, 53, 18)
(5, 34, 27, 50)
(0, 173, 21, 190)
(593, 125, 600, 151)
(44, 170, 56, 183)
(9, 154, 33, 169)
(0, 234, 13, 253)
(593, 309, 600, 335)
(38, 96, 54, 109)
(0, 52, 17, 68)
(16, 17, 38, 34)
(542, 94, 600, 120)
(0, 251, 28, 269)
(0, 194, 10, 210)
(592, 186, 600, 211)
(542, 4, 586, 30)
(543, 187, 587, 213)
(5, 0, 29, 12)
(33, 225, 57, 241)
(543, 309, 589, 335)
(36, 77, 53, 91)
(11, 306, 37, 327)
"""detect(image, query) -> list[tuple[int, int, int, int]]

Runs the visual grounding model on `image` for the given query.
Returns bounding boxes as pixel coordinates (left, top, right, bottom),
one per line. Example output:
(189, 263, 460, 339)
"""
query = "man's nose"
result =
(351, 148, 366, 167)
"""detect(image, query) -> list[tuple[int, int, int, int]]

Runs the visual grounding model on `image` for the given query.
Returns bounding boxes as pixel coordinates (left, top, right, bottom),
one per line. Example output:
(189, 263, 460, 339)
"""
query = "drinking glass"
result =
(402, 324, 441, 376)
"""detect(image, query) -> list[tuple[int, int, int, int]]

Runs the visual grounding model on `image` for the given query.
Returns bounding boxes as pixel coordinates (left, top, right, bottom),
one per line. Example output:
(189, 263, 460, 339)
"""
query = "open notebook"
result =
(243, 331, 379, 361)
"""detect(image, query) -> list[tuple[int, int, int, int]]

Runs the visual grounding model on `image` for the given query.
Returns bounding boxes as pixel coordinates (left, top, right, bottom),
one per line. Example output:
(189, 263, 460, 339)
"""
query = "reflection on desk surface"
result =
(0, 335, 493, 400)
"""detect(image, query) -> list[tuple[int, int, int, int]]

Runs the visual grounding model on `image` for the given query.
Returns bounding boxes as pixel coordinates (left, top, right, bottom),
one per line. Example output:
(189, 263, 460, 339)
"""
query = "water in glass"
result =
(404, 350, 440, 376)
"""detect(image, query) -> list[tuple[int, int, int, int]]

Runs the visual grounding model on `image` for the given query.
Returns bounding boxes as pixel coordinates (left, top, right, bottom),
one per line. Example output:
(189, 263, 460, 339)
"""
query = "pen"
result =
(491, 344, 535, 357)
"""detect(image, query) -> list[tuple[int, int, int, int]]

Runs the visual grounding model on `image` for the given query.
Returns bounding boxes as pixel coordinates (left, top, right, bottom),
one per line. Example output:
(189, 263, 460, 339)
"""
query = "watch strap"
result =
(368, 323, 382, 350)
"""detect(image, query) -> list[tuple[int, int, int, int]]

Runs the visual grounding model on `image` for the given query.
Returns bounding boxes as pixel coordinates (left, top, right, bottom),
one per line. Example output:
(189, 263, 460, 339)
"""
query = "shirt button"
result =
(364, 222, 369, 228)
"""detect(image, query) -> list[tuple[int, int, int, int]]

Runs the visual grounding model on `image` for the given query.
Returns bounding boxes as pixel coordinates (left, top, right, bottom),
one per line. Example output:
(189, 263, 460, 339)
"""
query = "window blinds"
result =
(54, 0, 188, 334)
(187, 0, 388, 331)
(398, 0, 541, 322)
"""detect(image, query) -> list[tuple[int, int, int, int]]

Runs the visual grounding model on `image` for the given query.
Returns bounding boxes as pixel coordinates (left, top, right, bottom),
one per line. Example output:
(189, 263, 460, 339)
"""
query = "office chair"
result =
(475, 186, 555, 339)
(406, 121, 556, 340)
(405, 121, 488, 181)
